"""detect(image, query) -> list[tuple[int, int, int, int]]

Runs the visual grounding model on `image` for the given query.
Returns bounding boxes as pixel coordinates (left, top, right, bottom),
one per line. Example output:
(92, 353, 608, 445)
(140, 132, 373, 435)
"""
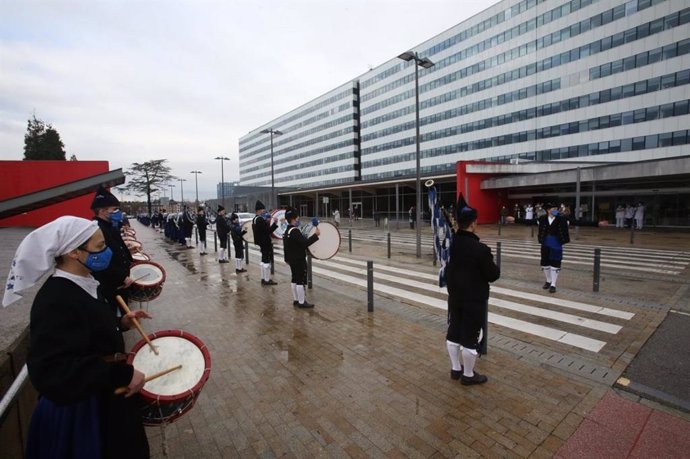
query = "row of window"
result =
(362, 79, 560, 129)
(360, 129, 690, 181)
(360, 0, 547, 89)
(361, 99, 690, 159)
(363, 0, 634, 103)
(361, 69, 690, 143)
(362, 7, 690, 118)
(590, 39, 690, 81)
(242, 149, 355, 179)
(239, 87, 354, 147)
(241, 113, 355, 165)
(245, 163, 357, 187)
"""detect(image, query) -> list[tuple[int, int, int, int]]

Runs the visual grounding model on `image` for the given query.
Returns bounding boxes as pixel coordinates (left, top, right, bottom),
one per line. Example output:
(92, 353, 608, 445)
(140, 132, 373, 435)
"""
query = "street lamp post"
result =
(398, 50, 434, 258)
(260, 128, 283, 210)
(168, 184, 175, 211)
(190, 171, 202, 207)
(178, 178, 187, 206)
(214, 156, 230, 208)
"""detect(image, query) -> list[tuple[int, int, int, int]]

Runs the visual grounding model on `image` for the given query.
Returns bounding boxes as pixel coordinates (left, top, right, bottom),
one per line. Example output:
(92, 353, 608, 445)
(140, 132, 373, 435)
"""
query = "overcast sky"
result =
(1, 0, 490, 200)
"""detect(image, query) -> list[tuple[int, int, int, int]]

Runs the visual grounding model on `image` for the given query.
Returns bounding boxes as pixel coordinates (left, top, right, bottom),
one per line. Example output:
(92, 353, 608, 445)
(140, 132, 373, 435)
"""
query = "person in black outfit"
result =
(91, 186, 133, 307)
(445, 198, 500, 386)
(3, 216, 150, 458)
(181, 207, 194, 249)
(283, 208, 320, 308)
(196, 207, 208, 256)
(229, 213, 247, 273)
(537, 203, 570, 293)
(252, 200, 278, 285)
(215, 205, 230, 263)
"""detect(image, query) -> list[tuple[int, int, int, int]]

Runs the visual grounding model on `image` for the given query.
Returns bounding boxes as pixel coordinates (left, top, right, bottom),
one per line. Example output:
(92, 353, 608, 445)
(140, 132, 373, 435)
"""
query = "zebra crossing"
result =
(350, 229, 690, 276)
(247, 244, 636, 354)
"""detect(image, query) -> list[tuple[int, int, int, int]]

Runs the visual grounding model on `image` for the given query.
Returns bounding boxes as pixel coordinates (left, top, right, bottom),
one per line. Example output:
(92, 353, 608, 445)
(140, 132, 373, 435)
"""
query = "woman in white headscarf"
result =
(3, 216, 151, 458)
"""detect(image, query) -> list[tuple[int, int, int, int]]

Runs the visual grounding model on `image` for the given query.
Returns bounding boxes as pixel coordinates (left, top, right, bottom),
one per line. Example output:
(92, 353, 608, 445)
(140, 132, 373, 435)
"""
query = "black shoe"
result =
(293, 300, 299, 306)
(236, 269, 247, 273)
(219, 259, 229, 264)
(297, 301, 314, 308)
(261, 279, 277, 286)
(549, 286, 556, 293)
(450, 368, 464, 380)
(542, 282, 551, 289)
(461, 372, 488, 385)
(200, 252, 207, 256)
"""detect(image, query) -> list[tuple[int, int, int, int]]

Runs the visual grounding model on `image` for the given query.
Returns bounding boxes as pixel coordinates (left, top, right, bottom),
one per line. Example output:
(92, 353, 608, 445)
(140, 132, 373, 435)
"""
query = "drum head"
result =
(270, 209, 288, 239)
(132, 252, 150, 262)
(125, 240, 143, 253)
(241, 221, 254, 243)
(130, 261, 166, 287)
(307, 222, 340, 260)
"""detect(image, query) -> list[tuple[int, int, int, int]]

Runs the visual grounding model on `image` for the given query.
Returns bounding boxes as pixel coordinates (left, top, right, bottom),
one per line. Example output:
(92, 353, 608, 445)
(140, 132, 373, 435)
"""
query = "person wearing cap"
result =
(181, 206, 195, 249)
(283, 208, 320, 308)
(3, 216, 151, 458)
(90, 185, 134, 306)
(252, 200, 278, 285)
(215, 205, 230, 263)
(445, 197, 500, 386)
(196, 207, 208, 256)
(229, 213, 247, 273)
(537, 202, 570, 293)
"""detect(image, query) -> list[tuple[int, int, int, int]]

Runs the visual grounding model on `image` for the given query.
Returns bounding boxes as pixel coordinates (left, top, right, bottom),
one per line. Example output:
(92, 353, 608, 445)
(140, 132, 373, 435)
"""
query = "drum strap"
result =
(102, 353, 128, 363)
(288, 227, 300, 236)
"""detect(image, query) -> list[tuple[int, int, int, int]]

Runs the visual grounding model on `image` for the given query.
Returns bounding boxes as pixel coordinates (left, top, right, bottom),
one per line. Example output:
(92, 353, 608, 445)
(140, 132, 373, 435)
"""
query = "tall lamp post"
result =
(214, 156, 230, 208)
(168, 184, 176, 211)
(260, 128, 283, 210)
(398, 50, 434, 258)
(190, 170, 202, 207)
(178, 178, 187, 207)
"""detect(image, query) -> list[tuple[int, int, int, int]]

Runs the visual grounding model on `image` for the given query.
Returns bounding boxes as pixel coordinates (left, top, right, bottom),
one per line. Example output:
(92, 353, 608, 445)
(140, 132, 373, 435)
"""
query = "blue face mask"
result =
(551, 210, 559, 216)
(81, 247, 113, 272)
(109, 210, 123, 225)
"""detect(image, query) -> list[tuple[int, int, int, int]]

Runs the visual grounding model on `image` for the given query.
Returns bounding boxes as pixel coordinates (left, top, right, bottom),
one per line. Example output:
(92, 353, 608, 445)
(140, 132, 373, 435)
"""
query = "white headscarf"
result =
(3, 216, 99, 307)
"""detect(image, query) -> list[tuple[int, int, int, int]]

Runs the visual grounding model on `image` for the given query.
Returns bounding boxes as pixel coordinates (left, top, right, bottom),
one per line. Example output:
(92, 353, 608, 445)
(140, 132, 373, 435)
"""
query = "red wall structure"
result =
(455, 161, 500, 225)
(0, 161, 110, 228)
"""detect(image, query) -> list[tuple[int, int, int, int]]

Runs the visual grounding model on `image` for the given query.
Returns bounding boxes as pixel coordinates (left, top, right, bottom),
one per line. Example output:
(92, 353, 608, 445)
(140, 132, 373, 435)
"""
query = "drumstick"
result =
(115, 295, 158, 355)
(114, 364, 183, 395)
(132, 272, 151, 283)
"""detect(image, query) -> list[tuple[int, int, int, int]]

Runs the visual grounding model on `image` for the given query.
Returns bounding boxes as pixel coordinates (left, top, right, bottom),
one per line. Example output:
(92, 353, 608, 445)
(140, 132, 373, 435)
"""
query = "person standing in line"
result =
(196, 207, 208, 256)
(3, 216, 151, 458)
(252, 200, 278, 285)
(333, 209, 341, 228)
(181, 207, 194, 249)
(538, 203, 570, 293)
(445, 198, 500, 386)
(216, 205, 230, 264)
(229, 213, 247, 273)
(525, 204, 534, 223)
(283, 208, 320, 308)
(634, 202, 645, 230)
(615, 204, 625, 228)
(499, 205, 508, 225)
(90, 186, 133, 307)
(409, 206, 416, 229)
(624, 204, 635, 228)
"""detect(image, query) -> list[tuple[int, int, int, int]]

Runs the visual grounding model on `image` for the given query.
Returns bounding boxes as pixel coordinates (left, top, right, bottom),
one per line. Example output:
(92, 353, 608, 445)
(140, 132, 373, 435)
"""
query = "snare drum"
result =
(132, 252, 151, 262)
(125, 240, 143, 254)
(270, 209, 288, 239)
(129, 261, 166, 302)
(128, 330, 211, 425)
(305, 222, 340, 260)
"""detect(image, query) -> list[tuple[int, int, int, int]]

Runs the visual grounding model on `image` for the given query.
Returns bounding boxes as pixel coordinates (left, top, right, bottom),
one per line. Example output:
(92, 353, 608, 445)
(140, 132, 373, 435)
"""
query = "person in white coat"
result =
(615, 205, 625, 228)
(634, 203, 645, 230)
(624, 204, 635, 228)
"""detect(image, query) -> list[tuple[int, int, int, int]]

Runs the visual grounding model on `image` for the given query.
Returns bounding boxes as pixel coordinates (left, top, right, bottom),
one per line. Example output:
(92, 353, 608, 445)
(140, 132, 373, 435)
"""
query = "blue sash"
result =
(544, 235, 563, 261)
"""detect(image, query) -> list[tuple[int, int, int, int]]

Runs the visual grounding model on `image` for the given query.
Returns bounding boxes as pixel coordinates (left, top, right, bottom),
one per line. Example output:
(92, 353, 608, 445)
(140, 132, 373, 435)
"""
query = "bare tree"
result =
(125, 159, 175, 216)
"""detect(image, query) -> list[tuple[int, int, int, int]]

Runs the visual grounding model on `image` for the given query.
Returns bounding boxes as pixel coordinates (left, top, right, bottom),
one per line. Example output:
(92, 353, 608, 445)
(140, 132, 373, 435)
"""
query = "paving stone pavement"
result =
(2, 221, 689, 458)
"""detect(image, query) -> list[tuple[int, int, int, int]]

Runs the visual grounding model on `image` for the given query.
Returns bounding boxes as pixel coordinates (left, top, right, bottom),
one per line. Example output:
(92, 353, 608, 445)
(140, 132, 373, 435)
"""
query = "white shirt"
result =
(53, 269, 100, 299)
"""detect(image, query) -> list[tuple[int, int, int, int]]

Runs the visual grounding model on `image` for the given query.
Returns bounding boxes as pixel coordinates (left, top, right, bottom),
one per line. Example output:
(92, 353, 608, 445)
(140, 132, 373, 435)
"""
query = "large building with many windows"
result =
(239, 0, 690, 226)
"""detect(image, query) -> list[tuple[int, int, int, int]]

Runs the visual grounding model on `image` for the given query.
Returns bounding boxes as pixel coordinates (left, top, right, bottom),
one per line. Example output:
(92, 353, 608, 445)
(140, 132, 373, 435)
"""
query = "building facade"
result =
(240, 0, 690, 225)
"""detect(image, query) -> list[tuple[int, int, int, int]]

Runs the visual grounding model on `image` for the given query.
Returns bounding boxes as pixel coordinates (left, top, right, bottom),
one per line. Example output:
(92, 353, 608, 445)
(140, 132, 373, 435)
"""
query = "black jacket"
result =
(283, 224, 319, 264)
(445, 230, 500, 303)
(93, 217, 132, 303)
(230, 222, 246, 246)
(216, 215, 230, 238)
(537, 214, 570, 245)
(252, 215, 278, 247)
(196, 214, 208, 232)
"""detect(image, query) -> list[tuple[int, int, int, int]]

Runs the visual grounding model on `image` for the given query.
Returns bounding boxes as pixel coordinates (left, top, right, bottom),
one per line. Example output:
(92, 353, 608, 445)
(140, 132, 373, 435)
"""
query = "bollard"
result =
(244, 240, 249, 265)
(213, 231, 217, 252)
(531, 224, 535, 238)
(271, 258, 274, 275)
(349, 229, 352, 252)
(496, 242, 502, 271)
(593, 248, 601, 292)
(575, 225, 580, 241)
(387, 233, 391, 259)
(195, 227, 198, 245)
(480, 303, 488, 355)
(498, 221, 502, 236)
(367, 261, 374, 312)
(630, 223, 635, 245)
(307, 254, 313, 289)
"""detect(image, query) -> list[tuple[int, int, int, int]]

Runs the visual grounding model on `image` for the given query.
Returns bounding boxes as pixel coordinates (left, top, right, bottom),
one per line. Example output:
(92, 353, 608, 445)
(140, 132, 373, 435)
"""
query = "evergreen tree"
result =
(23, 115, 66, 160)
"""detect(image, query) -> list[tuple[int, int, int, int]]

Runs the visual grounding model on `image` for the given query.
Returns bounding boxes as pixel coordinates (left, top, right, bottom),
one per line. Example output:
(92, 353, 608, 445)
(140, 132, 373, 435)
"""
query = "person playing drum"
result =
(196, 206, 208, 256)
(283, 208, 319, 308)
(229, 213, 247, 273)
(3, 216, 151, 458)
(91, 185, 134, 307)
(252, 200, 278, 286)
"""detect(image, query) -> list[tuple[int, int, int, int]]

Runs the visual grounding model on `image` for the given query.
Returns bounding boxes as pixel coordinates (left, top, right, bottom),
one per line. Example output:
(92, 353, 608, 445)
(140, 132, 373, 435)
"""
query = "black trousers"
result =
(289, 259, 308, 285)
(446, 299, 486, 350)
(259, 243, 273, 264)
(219, 233, 228, 249)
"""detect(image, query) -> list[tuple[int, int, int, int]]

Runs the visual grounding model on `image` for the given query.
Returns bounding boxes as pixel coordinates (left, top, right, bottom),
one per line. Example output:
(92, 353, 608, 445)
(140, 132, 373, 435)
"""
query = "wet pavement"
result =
(1, 221, 689, 457)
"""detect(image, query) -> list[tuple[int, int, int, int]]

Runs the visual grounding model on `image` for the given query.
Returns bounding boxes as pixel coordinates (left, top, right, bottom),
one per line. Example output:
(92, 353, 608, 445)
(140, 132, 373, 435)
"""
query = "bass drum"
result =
(241, 220, 254, 243)
(304, 222, 340, 260)
(270, 209, 288, 239)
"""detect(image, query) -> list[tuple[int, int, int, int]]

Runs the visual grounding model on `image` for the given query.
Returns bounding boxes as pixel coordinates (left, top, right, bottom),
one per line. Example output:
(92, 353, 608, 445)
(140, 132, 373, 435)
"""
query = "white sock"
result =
(291, 283, 298, 301)
(262, 263, 271, 281)
(542, 266, 552, 283)
(462, 348, 478, 377)
(550, 268, 559, 287)
(218, 248, 225, 260)
(202, 242, 207, 253)
(186, 237, 192, 247)
(296, 284, 306, 303)
(446, 340, 462, 371)
(235, 258, 241, 270)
